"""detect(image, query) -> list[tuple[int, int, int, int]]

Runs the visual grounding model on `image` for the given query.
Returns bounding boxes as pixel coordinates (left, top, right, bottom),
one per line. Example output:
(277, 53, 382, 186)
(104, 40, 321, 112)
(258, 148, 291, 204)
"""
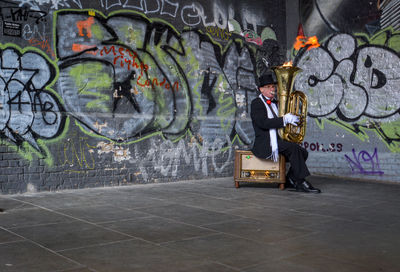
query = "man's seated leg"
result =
(285, 176, 296, 188)
(285, 169, 296, 188)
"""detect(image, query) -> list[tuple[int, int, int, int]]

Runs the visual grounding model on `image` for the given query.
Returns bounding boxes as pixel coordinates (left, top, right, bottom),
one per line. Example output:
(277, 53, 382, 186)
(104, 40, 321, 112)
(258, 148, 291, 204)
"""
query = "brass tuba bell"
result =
(271, 65, 308, 143)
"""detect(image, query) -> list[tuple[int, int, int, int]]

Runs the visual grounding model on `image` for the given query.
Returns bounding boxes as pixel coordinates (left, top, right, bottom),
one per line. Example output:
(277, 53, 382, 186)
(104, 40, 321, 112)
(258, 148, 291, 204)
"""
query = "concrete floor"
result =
(0, 175, 400, 272)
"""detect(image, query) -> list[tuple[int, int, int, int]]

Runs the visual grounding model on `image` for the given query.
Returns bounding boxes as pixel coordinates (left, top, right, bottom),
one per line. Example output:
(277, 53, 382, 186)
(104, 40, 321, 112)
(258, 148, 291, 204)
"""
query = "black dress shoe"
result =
(285, 176, 296, 188)
(296, 181, 321, 193)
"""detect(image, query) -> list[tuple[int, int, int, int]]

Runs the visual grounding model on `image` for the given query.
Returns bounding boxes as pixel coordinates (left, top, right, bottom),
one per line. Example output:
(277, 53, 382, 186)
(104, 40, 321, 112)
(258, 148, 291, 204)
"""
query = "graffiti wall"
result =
(0, 0, 287, 193)
(1, 0, 399, 193)
(295, 0, 400, 182)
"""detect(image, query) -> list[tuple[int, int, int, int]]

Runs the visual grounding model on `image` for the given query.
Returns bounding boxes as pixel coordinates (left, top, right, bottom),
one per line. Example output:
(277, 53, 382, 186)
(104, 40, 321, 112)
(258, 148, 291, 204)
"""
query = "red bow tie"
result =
(262, 96, 277, 105)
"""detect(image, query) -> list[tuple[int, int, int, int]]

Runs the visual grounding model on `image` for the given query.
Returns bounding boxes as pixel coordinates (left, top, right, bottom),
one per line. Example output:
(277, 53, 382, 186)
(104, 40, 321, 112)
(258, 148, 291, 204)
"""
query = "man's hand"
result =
(284, 113, 299, 126)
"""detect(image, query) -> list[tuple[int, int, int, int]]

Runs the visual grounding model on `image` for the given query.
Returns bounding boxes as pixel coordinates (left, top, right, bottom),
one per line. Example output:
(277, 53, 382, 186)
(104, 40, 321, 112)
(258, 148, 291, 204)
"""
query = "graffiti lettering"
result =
(132, 136, 232, 178)
(181, 2, 227, 28)
(98, 45, 142, 71)
(294, 31, 400, 151)
(12, 0, 83, 10)
(344, 148, 384, 175)
(181, 3, 202, 26)
(98, 0, 180, 17)
(22, 23, 46, 40)
(0, 44, 65, 155)
(7, 8, 47, 24)
(206, 26, 231, 41)
(1, 6, 49, 40)
(61, 137, 96, 172)
(300, 142, 343, 152)
(28, 38, 55, 58)
(136, 75, 179, 92)
(55, 11, 258, 146)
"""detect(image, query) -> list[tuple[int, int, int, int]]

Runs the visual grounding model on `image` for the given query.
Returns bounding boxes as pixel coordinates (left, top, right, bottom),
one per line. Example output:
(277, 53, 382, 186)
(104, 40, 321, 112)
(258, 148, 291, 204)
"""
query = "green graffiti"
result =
(316, 119, 370, 142)
(91, 24, 105, 40)
(260, 27, 277, 41)
(192, 79, 205, 117)
(175, 40, 200, 80)
(1, 115, 71, 167)
(153, 40, 192, 136)
(215, 77, 236, 131)
(316, 117, 400, 153)
(69, 62, 112, 111)
(375, 120, 400, 152)
(135, 54, 154, 102)
(171, 38, 203, 123)
(357, 30, 387, 46)
(355, 27, 400, 52)
(228, 19, 242, 34)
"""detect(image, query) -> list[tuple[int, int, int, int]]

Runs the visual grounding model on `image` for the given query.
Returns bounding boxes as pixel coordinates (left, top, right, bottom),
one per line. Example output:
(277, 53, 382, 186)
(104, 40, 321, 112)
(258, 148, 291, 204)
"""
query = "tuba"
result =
(271, 65, 307, 143)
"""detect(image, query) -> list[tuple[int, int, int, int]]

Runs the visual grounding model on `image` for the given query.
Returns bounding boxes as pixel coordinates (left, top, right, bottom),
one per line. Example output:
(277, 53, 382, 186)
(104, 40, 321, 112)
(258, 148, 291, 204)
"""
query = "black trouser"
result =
(278, 139, 310, 183)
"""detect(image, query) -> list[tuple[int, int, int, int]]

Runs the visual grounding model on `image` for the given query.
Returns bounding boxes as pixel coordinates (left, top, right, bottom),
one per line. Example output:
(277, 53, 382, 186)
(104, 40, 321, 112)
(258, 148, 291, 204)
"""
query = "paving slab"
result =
(1, 176, 400, 271)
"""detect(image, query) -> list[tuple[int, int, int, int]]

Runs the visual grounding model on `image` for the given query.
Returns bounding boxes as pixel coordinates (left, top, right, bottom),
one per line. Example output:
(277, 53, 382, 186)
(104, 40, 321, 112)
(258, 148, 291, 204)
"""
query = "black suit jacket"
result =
(250, 96, 284, 159)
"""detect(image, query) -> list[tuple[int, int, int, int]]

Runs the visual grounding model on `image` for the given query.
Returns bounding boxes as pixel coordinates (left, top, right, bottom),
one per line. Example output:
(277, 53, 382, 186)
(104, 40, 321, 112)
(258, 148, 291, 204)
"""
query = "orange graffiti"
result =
(76, 16, 95, 38)
(294, 35, 320, 50)
(72, 43, 98, 55)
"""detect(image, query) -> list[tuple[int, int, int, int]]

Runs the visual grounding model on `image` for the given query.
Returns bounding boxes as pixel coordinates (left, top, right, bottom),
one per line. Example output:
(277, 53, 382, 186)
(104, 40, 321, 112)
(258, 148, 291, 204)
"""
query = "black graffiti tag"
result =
(0, 47, 65, 151)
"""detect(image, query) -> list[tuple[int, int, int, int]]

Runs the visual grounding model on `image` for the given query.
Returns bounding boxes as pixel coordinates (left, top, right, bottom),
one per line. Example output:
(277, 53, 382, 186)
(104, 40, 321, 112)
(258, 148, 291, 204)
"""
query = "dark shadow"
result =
(236, 183, 281, 189)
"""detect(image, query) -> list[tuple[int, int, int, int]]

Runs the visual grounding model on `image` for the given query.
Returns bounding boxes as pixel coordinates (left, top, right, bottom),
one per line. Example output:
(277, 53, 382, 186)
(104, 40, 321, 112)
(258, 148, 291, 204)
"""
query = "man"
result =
(250, 73, 321, 193)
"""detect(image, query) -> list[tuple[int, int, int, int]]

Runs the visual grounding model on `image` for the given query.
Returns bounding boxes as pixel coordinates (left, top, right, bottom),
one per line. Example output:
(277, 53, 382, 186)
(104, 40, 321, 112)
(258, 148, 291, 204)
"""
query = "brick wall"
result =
(1, 0, 399, 194)
(0, 0, 287, 193)
(292, 0, 400, 183)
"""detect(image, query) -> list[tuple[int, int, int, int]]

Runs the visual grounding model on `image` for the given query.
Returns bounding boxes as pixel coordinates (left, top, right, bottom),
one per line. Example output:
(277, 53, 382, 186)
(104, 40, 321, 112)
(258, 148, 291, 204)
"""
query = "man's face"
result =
(259, 84, 276, 99)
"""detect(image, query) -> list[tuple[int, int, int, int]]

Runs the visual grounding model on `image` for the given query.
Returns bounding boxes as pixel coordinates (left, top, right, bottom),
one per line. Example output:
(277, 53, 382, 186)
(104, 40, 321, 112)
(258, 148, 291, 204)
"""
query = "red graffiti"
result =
(70, 44, 179, 92)
(99, 45, 146, 71)
(71, 44, 146, 71)
(100, 45, 179, 92)
(136, 75, 179, 92)
(28, 38, 55, 58)
(244, 33, 263, 46)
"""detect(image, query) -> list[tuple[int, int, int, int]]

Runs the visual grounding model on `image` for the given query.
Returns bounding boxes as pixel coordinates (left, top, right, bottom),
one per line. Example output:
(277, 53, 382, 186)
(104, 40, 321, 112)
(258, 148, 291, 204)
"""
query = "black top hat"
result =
(258, 73, 277, 87)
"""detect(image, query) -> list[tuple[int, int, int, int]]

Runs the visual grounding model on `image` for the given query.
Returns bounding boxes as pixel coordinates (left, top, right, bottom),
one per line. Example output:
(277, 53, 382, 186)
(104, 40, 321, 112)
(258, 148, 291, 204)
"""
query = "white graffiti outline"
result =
(160, 0, 178, 17)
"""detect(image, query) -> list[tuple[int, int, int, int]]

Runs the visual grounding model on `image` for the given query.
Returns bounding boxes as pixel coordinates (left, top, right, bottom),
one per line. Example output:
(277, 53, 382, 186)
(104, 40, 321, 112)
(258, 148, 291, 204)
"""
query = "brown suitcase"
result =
(234, 150, 286, 189)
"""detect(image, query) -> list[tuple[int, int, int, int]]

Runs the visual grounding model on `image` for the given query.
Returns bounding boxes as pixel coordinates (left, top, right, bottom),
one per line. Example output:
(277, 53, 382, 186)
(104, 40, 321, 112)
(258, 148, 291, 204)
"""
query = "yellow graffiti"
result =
(206, 26, 232, 41)
(61, 136, 96, 172)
